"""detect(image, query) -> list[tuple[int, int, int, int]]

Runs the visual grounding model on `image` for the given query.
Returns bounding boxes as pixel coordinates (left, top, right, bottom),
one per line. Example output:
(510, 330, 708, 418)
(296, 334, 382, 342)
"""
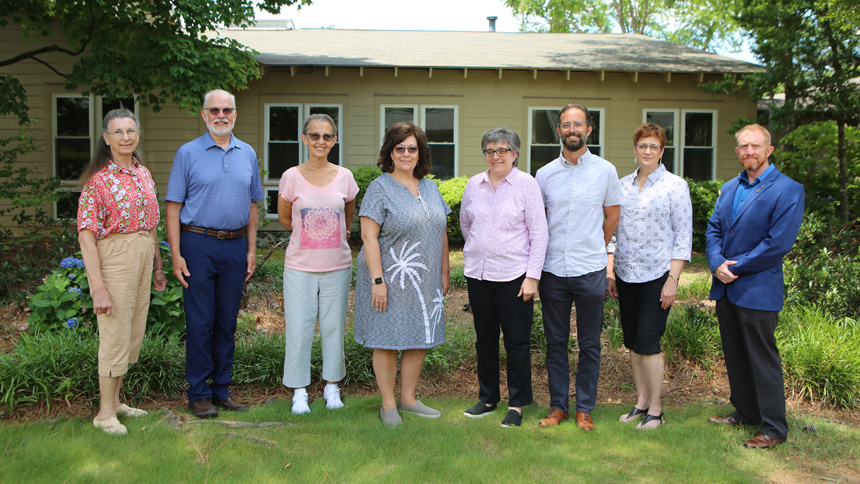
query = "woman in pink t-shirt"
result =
(278, 114, 359, 414)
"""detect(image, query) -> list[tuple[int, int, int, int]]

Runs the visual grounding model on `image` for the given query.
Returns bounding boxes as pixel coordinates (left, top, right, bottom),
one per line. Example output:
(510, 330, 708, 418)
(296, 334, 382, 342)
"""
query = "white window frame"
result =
(379, 104, 459, 178)
(379, 104, 419, 142)
(642, 109, 717, 179)
(263, 103, 343, 219)
(642, 109, 680, 173)
(526, 106, 605, 175)
(52, 93, 93, 218)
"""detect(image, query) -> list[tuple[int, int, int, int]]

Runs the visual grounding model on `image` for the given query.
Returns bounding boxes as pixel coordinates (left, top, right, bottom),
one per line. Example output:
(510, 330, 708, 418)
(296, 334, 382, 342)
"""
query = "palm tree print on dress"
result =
(429, 289, 445, 342)
(387, 240, 434, 344)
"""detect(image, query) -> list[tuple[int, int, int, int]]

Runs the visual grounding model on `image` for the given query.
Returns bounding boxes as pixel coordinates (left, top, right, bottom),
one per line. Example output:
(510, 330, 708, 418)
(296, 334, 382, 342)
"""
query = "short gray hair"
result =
(481, 126, 521, 166)
(203, 89, 236, 108)
(303, 113, 337, 134)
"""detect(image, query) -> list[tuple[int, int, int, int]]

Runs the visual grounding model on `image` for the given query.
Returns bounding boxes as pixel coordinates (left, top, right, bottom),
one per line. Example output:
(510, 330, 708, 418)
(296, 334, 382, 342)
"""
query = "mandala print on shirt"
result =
(300, 206, 341, 249)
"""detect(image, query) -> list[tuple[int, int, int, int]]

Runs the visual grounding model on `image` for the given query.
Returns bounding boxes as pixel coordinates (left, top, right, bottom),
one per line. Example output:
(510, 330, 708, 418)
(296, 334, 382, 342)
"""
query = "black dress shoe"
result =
(188, 398, 219, 418)
(213, 397, 248, 412)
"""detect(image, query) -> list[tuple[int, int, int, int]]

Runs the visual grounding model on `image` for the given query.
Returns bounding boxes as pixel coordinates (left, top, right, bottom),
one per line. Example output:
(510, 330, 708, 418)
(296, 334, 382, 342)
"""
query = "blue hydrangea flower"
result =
(60, 257, 76, 268)
(160, 241, 170, 248)
(67, 287, 83, 295)
(76, 259, 85, 269)
(66, 317, 79, 328)
(68, 274, 76, 279)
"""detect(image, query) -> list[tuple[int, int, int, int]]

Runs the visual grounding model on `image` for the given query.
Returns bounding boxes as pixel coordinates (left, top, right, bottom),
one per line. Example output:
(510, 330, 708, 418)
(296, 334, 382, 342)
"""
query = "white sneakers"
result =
(292, 385, 345, 414)
(324, 384, 344, 410)
(291, 389, 311, 414)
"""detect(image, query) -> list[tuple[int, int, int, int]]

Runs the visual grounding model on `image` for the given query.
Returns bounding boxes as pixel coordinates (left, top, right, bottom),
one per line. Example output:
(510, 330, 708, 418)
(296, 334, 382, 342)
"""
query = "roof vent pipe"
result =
(487, 16, 498, 32)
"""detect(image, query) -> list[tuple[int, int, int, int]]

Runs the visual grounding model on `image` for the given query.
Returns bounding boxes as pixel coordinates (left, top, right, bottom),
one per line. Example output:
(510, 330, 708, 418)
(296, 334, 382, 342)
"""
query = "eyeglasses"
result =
(306, 132, 335, 142)
(636, 144, 662, 152)
(206, 107, 235, 116)
(482, 148, 513, 157)
(394, 146, 419, 154)
(107, 128, 140, 138)
(560, 122, 586, 130)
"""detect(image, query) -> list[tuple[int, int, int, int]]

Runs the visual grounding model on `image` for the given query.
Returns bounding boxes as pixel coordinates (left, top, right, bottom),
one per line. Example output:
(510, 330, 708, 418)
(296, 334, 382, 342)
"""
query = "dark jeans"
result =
(716, 296, 788, 439)
(182, 231, 247, 402)
(466, 275, 534, 407)
(616, 272, 670, 355)
(539, 269, 606, 413)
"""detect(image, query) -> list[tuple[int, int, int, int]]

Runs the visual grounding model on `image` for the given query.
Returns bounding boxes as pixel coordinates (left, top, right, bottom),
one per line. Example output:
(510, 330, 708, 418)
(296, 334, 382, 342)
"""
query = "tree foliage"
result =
(503, 0, 743, 52)
(704, 0, 860, 222)
(0, 0, 309, 125)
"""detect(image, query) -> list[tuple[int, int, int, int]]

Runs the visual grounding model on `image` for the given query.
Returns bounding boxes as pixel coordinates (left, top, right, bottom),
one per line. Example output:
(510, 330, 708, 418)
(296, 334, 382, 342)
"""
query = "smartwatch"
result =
(373, 277, 384, 285)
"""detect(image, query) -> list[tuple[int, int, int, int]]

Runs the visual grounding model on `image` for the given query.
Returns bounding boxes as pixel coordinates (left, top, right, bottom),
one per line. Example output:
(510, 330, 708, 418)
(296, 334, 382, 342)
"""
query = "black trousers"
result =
(716, 296, 788, 439)
(466, 275, 534, 407)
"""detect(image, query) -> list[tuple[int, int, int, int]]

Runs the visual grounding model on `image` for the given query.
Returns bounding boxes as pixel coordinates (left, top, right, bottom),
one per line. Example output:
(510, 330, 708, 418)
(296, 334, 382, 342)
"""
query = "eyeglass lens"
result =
(483, 148, 511, 157)
(207, 107, 235, 115)
(307, 133, 335, 142)
(394, 146, 418, 154)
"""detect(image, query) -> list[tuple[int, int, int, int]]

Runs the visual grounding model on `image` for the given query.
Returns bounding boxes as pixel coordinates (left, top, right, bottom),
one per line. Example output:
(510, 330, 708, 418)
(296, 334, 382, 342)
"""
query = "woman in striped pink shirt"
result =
(460, 127, 548, 428)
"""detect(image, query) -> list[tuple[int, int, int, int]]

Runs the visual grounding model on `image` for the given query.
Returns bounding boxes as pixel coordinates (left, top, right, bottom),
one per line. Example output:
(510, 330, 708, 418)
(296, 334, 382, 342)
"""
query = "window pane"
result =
(424, 108, 454, 143)
(309, 106, 339, 127)
(589, 146, 601, 157)
(102, 97, 135, 115)
(531, 110, 559, 145)
(270, 106, 299, 141)
(530, 146, 560, 176)
(684, 112, 713, 146)
(266, 189, 280, 216)
(646, 112, 676, 147)
(268, 142, 300, 179)
(683, 148, 713, 181)
(586, 111, 600, 146)
(384, 107, 414, 130)
(56, 139, 90, 180)
(429, 144, 454, 179)
(662, 147, 676, 174)
(56, 191, 81, 219)
(56, 97, 89, 137)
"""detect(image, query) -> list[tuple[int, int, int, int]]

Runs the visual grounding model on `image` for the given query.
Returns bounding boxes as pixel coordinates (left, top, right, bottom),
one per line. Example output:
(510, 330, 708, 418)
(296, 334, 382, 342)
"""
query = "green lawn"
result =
(1, 397, 857, 483)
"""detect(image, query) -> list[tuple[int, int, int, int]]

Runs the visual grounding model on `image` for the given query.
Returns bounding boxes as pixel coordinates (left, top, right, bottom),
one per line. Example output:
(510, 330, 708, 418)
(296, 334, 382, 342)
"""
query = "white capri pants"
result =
(282, 266, 351, 388)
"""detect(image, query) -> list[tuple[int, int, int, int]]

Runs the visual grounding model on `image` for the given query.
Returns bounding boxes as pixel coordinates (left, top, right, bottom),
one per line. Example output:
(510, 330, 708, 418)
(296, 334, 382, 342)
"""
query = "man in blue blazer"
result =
(705, 124, 804, 449)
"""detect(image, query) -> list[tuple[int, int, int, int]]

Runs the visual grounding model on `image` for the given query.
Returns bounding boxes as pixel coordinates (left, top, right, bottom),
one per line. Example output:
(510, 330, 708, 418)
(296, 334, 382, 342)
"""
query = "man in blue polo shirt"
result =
(535, 103, 623, 431)
(166, 89, 265, 418)
(706, 124, 804, 448)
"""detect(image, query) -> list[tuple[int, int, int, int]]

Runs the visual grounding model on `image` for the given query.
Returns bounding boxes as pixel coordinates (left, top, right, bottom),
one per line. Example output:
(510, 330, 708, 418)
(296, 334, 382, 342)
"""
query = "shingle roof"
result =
(220, 29, 761, 74)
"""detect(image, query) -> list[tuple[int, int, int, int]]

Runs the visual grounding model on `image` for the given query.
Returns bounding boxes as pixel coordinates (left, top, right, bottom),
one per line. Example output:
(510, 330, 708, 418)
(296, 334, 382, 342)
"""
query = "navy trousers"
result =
(539, 269, 606, 413)
(716, 296, 788, 439)
(181, 231, 247, 402)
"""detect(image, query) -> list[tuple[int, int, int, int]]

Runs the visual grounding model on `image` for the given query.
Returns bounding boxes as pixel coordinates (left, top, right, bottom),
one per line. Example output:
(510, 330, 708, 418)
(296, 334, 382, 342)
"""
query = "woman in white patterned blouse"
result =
(607, 123, 692, 430)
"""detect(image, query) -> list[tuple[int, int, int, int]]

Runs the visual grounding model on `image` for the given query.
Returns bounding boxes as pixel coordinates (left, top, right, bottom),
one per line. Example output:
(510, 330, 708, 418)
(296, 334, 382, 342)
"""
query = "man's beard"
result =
(562, 133, 585, 152)
(209, 120, 234, 137)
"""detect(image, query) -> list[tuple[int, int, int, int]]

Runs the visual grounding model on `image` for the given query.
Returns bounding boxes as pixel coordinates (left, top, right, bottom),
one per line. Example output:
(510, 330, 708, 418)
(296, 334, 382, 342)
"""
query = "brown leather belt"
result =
(181, 224, 245, 240)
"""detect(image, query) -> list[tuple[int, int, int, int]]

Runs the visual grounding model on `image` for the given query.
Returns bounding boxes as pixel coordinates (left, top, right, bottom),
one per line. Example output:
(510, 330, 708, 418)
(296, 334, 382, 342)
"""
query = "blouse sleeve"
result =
(670, 178, 694, 261)
(77, 181, 103, 234)
(345, 168, 359, 202)
(279, 168, 296, 202)
(358, 178, 387, 226)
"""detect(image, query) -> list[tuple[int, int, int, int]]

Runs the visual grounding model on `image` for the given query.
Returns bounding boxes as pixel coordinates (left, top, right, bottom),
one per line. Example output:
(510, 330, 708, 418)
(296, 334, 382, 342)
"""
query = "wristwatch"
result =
(373, 277, 384, 285)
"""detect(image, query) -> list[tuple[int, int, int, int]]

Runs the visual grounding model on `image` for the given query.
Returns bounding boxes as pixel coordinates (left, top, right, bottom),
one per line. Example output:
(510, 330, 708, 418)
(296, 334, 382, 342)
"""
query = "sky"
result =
(259, 0, 757, 63)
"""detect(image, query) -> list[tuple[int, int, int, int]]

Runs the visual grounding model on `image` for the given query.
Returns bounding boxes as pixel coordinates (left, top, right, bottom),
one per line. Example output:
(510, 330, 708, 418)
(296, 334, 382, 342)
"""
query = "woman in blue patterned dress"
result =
(354, 122, 451, 427)
(607, 123, 692, 429)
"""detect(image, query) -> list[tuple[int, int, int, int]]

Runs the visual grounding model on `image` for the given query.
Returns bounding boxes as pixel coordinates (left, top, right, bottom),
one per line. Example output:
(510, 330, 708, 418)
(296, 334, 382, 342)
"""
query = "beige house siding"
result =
(1, 26, 757, 227)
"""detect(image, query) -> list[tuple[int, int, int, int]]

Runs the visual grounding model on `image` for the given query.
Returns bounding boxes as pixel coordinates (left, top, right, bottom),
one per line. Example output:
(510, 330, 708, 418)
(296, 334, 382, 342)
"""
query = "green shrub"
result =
(233, 332, 287, 386)
(677, 276, 711, 303)
(785, 247, 860, 320)
(603, 297, 624, 350)
(27, 243, 187, 338)
(686, 179, 723, 252)
(351, 164, 383, 213)
(424, 324, 475, 378)
(777, 307, 860, 409)
(435, 176, 469, 244)
(449, 264, 467, 289)
(662, 305, 722, 370)
(0, 331, 183, 412)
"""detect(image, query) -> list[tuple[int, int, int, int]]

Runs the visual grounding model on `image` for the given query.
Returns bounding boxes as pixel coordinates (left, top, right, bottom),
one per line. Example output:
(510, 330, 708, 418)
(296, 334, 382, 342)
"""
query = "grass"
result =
(0, 397, 857, 483)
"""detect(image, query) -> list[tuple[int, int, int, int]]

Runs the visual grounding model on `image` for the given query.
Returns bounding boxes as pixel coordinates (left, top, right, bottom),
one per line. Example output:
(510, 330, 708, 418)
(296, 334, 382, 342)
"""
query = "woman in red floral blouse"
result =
(77, 108, 167, 436)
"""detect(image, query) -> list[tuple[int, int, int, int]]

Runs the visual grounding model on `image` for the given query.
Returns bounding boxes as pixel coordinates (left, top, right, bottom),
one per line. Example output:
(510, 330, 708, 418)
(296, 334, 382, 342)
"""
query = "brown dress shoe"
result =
(188, 398, 219, 418)
(213, 397, 248, 412)
(575, 412, 595, 432)
(538, 408, 569, 427)
(709, 414, 742, 426)
(744, 433, 786, 449)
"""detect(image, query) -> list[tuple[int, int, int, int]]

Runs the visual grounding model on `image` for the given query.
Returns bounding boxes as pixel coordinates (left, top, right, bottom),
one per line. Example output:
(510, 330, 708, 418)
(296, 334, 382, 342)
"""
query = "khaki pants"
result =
(94, 230, 154, 377)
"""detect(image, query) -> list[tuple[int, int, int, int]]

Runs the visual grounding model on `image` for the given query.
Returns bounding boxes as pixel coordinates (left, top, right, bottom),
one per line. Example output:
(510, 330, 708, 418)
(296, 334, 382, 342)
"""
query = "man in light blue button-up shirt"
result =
(535, 104, 623, 431)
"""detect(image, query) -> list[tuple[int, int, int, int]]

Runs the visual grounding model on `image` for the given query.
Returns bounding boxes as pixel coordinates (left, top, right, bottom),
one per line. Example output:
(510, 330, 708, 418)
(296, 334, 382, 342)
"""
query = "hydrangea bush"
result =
(27, 244, 187, 337)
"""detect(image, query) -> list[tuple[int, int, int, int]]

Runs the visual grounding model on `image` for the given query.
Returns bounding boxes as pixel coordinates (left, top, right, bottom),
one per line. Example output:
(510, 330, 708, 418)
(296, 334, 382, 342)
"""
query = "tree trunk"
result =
(837, 120, 849, 225)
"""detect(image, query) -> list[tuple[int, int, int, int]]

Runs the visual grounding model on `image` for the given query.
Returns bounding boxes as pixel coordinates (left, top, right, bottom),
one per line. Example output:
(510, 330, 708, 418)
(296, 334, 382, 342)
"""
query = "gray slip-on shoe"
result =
(398, 400, 441, 419)
(380, 406, 402, 427)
